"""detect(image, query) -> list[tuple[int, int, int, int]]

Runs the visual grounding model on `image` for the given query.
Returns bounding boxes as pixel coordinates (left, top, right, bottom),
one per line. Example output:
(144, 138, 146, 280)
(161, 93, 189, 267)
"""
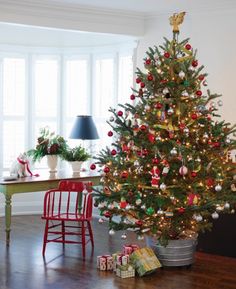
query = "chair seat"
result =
(42, 213, 90, 221)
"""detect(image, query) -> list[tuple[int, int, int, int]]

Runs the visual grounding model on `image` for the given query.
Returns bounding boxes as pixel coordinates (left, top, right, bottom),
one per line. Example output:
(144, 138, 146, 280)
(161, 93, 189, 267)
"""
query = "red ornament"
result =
(104, 211, 111, 218)
(136, 77, 141, 84)
(140, 82, 145, 88)
(164, 52, 170, 58)
(152, 158, 159, 164)
(148, 133, 155, 143)
(121, 171, 129, 178)
(90, 163, 96, 170)
(104, 166, 110, 173)
(111, 149, 117, 156)
(185, 43, 192, 50)
(108, 131, 113, 137)
(130, 94, 135, 100)
(179, 123, 185, 130)
(198, 74, 205, 81)
(191, 171, 197, 178)
(207, 115, 211, 121)
(155, 102, 163, 109)
(196, 90, 202, 97)
(117, 110, 123, 117)
(135, 220, 143, 226)
(206, 178, 214, 187)
(120, 201, 127, 209)
(178, 207, 185, 214)
(142, 149, 148, 156)
(140, 124, 147, 131)
(192, 60, 198, 67)
(145, 58, 151, 65)
(191, 113, 198, 120)
(122, 144, 129, 152)
(147, 74, 154, 81)
(212, 142, 220, 148)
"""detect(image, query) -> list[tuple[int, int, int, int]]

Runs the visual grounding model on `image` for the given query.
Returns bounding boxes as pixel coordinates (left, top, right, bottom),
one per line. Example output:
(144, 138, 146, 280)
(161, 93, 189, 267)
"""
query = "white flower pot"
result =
(69, 161, 83, 173)
(46, 155, 58, 173)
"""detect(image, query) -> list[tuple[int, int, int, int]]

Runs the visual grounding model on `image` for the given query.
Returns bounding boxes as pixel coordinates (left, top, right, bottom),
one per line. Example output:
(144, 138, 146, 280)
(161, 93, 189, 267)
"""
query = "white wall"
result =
(136, 9, 236, 124)
(0, 6, 236, 217)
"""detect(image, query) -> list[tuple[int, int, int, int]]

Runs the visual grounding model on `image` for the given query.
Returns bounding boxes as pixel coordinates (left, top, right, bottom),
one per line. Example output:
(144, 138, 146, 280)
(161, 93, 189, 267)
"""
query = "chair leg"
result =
(87, 221, 94, 248)
(42, 220, 49, 256)
(81, 221, 86, 260)
(61, 220, 65, 250)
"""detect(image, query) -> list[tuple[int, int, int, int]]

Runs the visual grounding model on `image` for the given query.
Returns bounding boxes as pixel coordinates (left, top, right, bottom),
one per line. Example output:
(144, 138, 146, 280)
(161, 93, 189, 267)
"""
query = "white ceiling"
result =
(51, 0, 236, 14)
(0, 0, 235, 47)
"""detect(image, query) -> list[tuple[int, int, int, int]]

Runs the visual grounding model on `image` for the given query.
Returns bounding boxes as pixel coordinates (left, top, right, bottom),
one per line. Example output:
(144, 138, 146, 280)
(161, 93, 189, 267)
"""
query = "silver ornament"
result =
(121, 233, 127, 240)
(170, 147, 178, 156)
(183, 127, 189, 134)
(167, 108, 174, 115)
(212, 212, 219, 219)
(195, 157, 201, 163)
(225, 138, 231, 144)
(126, 204, 131, 210)
(145, 105, 151, 111)
(182, 90, 189, 97)
(203, 132, 209, 139)
(217, 100, 223, 107)
(109, 116, 114, 122)
(141, 204, 146, 210)
(157, 209, 164, 215)
(109, 229, 115, 236)
(160, 183, 166, 191)
(215, 184, 222, 192)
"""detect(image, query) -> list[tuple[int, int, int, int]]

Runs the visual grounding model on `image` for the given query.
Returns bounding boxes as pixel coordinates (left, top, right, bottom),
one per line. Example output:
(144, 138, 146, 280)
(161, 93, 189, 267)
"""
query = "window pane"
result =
(118, 55, 133, 103)
(94, 58, 114, 118)
(34, 59, 58, 117)
(3, 58, 25, 116)
(3, 121, 25, 169)
(65, 59, 89, 117)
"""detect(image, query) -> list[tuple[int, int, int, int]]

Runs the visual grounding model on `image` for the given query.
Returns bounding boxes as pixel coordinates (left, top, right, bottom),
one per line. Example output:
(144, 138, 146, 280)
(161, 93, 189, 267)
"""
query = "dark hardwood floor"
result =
(0, 215, 236, 289)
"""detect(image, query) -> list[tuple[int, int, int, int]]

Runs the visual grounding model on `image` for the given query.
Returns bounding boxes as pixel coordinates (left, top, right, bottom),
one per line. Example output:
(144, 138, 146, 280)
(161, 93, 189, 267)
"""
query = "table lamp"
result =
(70, 115, 99, 140)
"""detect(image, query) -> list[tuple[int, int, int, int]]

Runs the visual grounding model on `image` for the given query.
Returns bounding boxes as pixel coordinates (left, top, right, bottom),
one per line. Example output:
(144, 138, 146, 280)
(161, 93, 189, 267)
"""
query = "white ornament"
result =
(224, 202, 230, 209)
(182, 90, 189, 97)
(137, 235, 144, 240)
(195, 214, 203, 222)
(225, 138, 231, 144)
(121, 233, 127, 240)
(98, 218, 104, 224)
(215, 184, 222, 192)
(179, 71, 185, 79)
(160, 183, 166, 191)
(157, 209, 164, 215)
(108, 204, 114, 209)
(163, 88, 169, 94)
(212, 212, 219, 219)
(179, 165, 188, 175)
(126, 204, 131, 210)
(141, 204, 146, 210)
(135, 199, 142, 205)
(145, 105, 151, 111)
(109, 229, 115, 236)
(109, 116, 114, 122)
(183, 127, 189, 134)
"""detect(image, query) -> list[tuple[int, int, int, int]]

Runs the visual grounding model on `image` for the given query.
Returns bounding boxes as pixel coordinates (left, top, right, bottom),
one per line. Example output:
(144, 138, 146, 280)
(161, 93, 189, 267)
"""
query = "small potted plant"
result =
(27, 127, 67, 172)
(61, 145, 91, 173)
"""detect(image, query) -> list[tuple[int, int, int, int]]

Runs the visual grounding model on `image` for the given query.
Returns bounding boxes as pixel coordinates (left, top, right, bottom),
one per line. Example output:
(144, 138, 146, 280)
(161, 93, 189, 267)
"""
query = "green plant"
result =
(61, 145, 90, 162)
(27, 127, 67, 162)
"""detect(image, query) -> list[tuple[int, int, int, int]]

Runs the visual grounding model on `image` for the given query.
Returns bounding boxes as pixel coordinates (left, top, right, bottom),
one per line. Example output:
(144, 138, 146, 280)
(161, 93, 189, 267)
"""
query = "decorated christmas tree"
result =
(91, 12, 236, 245)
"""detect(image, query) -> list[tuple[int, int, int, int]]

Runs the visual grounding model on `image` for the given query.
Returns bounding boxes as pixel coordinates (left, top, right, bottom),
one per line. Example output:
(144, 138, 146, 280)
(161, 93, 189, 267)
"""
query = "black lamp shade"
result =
(69, 115, 99, 140)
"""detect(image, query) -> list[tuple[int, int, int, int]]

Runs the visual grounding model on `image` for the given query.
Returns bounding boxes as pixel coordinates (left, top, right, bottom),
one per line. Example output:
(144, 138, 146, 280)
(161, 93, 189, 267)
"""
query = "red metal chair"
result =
(42, 180, 94, 259)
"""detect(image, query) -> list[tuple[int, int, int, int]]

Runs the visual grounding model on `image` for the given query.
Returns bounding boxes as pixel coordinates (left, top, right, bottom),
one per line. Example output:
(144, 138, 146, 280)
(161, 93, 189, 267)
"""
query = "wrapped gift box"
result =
(123, 244, 140, 255)
(130, 247, 162, 276)
(97, 255, 114, 271)
(116, 264, 135, 279)
(112, 252, 129, 271)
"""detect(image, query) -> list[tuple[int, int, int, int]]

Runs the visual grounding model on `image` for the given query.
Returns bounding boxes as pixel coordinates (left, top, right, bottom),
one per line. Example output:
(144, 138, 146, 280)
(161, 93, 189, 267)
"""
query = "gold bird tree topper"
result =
(169, 12, 186, 33)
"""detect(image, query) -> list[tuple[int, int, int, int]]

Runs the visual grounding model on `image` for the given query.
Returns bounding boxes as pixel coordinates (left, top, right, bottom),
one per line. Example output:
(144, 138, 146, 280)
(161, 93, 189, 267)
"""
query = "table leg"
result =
(5, 194, 12, 246)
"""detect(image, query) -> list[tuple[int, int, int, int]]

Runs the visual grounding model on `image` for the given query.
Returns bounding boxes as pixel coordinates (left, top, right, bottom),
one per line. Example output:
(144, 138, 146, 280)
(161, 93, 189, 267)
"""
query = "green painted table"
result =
(0, 170, 101, 245)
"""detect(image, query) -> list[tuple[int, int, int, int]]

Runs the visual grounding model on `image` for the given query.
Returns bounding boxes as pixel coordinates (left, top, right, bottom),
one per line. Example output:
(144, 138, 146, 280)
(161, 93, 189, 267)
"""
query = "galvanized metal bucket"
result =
(146, 236, 197, 267)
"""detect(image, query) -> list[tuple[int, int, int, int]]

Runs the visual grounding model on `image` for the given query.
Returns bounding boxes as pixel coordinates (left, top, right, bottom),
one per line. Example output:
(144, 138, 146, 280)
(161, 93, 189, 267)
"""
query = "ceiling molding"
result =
(0, 0, 145, 36)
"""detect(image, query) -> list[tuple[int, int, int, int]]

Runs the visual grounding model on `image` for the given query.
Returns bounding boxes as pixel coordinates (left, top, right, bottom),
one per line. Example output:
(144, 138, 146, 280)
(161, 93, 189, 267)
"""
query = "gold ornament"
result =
(169, 12, 186, 33)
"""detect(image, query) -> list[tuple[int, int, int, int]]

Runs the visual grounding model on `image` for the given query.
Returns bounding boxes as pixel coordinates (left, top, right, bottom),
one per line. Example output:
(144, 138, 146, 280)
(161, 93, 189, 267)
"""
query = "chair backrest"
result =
(43, 180, 93, 219)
